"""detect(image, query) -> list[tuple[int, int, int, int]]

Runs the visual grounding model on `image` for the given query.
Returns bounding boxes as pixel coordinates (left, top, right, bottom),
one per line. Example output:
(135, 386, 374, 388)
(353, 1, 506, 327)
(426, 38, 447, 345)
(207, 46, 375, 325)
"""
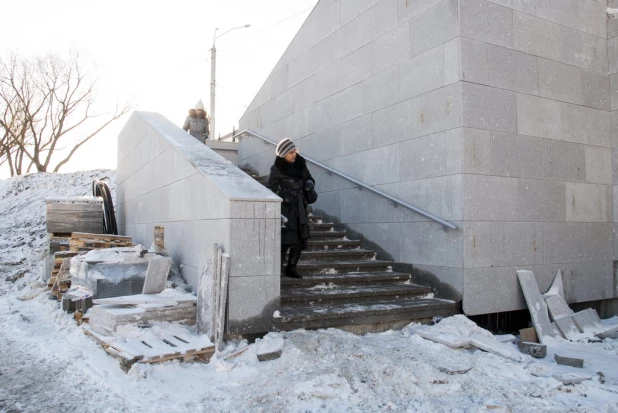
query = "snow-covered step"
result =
(284, 260, 392, 275)
(305, 239, 361, 250)
(280, 271, 411, 287)
(298, 249, 376, 262)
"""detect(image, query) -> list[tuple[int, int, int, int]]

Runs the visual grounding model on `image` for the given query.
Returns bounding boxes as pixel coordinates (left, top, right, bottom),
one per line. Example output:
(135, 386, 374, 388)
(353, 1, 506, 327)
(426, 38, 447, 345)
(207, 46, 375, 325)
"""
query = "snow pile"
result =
(1, 171, 618, 412)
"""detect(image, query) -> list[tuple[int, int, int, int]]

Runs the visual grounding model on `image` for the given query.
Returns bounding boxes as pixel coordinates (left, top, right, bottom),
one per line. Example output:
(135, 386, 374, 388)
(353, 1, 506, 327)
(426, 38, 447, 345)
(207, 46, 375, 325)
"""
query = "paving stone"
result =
(469, 335, 528, 363)
(517, 270, 558, 344)
(572, 308, 604, 334)
(518, 342, 547, 358)
(551, 373, 591, 385)
(256, 336, 285, 361)
(554, 315, 582, 340)
(142, 257, 172, 294)
(554, 354, 584, 368)
(545, 295, 573, 320)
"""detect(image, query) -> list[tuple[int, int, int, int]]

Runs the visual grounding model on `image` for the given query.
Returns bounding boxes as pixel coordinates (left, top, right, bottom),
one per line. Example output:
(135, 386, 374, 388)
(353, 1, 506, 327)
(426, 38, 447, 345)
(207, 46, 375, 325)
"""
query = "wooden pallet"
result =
(83, 325, 215, 372)
(69, 234, 134, 252)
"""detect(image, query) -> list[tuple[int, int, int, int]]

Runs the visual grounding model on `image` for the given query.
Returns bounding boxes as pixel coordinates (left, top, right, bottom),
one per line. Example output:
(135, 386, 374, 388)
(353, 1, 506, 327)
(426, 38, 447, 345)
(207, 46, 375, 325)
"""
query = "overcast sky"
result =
(0, 0, 317, 178)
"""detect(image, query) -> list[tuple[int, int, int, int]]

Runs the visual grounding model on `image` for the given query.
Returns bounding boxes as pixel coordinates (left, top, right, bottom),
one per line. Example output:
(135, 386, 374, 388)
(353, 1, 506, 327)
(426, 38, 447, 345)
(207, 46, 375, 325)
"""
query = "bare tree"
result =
(0, 52, 131, 176)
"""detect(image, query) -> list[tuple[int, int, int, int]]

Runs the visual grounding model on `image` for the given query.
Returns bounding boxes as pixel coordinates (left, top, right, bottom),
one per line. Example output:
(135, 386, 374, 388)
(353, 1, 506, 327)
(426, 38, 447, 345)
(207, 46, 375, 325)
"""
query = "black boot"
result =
(280, 246, 289, 277)
(285, 247, 303, 279)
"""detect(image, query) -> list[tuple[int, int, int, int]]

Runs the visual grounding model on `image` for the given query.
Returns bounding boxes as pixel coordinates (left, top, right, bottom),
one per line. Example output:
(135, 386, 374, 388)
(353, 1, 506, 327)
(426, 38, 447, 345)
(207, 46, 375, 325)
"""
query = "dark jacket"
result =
(267, 154, 315, 248)
(183, 109, 210, 142)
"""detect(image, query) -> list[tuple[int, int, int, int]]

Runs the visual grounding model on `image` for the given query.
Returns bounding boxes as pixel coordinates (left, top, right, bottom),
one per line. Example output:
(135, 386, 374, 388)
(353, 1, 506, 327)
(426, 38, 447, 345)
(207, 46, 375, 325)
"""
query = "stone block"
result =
(227, 275, 279, 334)
(612, 74, 618, 112)
(561, 103, 610, 147)
(411, 0, 458, 56)
(462, 83, 517, 134)
(554, 316, 582, 340)
(372, 100, 412, 148)
(269, 66, 289, 98)
(463, 221, 493, 268)
(372, 20, 411, 74)
(292, 77, 316, 113)
(306, 126, 343, 161)
(341, 42, 375, 89)
(519, 342, 547, 358)
(559, 26, 607, 73)
(543, 223, 587, 263)
(584, 224, 614, 262)
(463, 266, 526, 314)
(516, 94, 561, 140)
(400, 221, 463, 267)
(362, 66, 399, 114)
(571, 308, 604, 333)
(585, 146, 612, 185)
(446, 128, 491, 175)
(399, 45, 445, 101)
(491, 132, 543, 179)
(229, 218, 279, 277)
(538, 58, 582, 106)
(582, 70, 609, 111)
(379, 174, 464, 221)
(460, 0, 513, 48)
(463, 175, 518, 221)
(554, 354, 584, 368)
(493, 222, 544, 266)
(518, 179, 566, 222)
(487, 45, 539, 95)
(460, 37, 488, 85)
(341, 0, 380, 25)
(443, 38, 459, 85)
(536, 0, 581, 32)
(397, 0, 443, 23)
(256, 336, 284, 361)
(329, 144, 401, 186)
(410, 82, 463, 138)
(358, 0, 398, 44)
(513, 12, 560, 61)
(333, 15, 363, 60)
(339, 186, 411, 224)
(399, 132, 447, 180)
(613, 112, 618, 148)
(610, 38, 618, 75)
(340, 115, 373, 155)
(543, 140, 585, 182)
(584, 0, 608, 39)
(309, 34, 336, 78)
(314, 61, 343, 102)
(485, 0, 535, 13)
(565, 183, 610, 222)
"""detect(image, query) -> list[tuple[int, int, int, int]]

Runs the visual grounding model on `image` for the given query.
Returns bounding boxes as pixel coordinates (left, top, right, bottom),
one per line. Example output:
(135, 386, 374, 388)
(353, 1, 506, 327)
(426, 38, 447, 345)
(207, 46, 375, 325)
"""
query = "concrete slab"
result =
(554, 315, 581, 341)
(518, 342, 546, 358)
(545, 295, 573, 320)
(516, 270, 558, 344)
(543, 269, 565, 299)
(416, 329, 472, 348)
(256, 336, 285, 361)
(469, 335, 528, 363)
(142, 257, 172, 294)
(572, 308, 604, 334)
(554, 354, 584, 368)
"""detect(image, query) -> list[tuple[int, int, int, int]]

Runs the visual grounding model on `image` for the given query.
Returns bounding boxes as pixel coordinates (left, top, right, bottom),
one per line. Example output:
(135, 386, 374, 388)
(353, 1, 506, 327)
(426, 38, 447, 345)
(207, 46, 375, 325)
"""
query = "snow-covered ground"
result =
(1, 170, 618, 413)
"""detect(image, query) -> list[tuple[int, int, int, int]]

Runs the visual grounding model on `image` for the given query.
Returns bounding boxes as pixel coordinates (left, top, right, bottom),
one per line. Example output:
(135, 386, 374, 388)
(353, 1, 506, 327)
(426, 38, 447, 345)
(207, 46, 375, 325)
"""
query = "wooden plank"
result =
(517, 270, 559, 344)
(71, 232, 132, 242)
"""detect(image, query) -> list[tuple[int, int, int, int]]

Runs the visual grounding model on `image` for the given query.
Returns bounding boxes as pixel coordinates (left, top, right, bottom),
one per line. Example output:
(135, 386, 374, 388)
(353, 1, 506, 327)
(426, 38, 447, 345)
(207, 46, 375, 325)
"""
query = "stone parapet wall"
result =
(117, 111, 280, 334)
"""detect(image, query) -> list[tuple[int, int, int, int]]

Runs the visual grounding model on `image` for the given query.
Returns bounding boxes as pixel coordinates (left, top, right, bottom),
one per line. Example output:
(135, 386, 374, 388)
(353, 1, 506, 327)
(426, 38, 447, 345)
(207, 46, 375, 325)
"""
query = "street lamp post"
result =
(210, 24, 250, 140)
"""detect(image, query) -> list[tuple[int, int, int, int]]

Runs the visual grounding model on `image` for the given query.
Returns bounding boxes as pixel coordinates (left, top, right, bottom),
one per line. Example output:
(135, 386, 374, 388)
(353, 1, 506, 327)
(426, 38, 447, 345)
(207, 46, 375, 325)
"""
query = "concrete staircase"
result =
(274, 214, 460, 332)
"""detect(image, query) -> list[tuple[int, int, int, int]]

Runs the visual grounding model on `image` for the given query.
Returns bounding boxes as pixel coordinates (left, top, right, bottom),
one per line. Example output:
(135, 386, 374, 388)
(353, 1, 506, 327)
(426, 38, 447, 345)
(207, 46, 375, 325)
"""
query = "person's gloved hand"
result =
(305, 181, 315, 191)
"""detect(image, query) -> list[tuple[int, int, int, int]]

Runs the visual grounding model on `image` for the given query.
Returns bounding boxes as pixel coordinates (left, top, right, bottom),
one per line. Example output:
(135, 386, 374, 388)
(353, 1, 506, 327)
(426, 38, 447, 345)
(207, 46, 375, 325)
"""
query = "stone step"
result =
(274, 298, 460, 331)
(308, 216, 322, 223)
(306, 239, 361, 251)
(280, 271, 411, 287)
(281, 283, 432, 307)
(310, 231, 347, 240)
(298, 249, 375, 262)
(284, 260, 392, 275)
(309, 222, 334, 230)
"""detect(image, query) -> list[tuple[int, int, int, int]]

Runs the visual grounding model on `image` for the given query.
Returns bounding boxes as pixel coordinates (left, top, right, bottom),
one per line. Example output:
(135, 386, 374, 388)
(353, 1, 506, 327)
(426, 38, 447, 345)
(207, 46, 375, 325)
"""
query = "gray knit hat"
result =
(275, 138, 296, 158)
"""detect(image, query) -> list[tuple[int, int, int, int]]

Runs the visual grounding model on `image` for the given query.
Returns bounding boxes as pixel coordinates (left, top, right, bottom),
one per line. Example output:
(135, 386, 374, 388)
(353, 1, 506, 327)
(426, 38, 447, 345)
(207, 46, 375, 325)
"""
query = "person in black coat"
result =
(267, 138, 315, 279)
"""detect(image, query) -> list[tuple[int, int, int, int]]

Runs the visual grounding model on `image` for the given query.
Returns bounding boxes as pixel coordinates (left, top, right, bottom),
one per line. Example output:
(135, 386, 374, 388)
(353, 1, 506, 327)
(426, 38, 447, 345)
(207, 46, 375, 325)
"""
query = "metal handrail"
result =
(235, 130, 458, 230)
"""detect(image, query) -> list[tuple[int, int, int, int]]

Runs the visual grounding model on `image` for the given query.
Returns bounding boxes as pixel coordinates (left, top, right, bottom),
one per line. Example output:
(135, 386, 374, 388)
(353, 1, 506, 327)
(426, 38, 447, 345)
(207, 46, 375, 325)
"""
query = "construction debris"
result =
(256, 336, 285, 362)
(142, 257, 172, 294)
(516, 270, 560, 343)
(518, 342, 547, 358)
(554, 354, 584, 368)
(551, 373, 591, 385)
(88, 290, 197, 336)
(69, 232, 133, 252)
(83, 324, 214, 373)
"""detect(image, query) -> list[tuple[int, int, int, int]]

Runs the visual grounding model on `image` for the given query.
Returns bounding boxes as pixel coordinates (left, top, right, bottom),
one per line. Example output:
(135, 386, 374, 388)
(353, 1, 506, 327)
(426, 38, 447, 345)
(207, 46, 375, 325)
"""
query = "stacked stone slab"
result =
(239, 0, 617, 316)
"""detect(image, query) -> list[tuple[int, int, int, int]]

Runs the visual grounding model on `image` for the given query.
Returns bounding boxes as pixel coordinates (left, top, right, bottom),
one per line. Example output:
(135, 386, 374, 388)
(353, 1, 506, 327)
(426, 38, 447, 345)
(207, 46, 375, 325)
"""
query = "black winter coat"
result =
(267, 155, 315, 248)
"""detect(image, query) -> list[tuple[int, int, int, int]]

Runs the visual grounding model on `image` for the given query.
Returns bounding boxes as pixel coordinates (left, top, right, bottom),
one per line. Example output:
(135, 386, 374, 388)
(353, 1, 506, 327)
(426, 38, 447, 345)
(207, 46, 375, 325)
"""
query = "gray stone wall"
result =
(117, 112, 281, 334)
(239, 0, 616, 315)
